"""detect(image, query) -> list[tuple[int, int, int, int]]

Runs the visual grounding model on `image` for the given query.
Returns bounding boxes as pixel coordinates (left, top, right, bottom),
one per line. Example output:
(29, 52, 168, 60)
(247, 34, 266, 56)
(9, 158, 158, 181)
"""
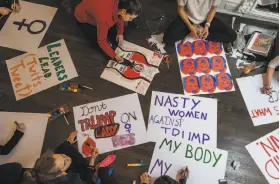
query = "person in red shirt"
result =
(74, 0, 141, 62)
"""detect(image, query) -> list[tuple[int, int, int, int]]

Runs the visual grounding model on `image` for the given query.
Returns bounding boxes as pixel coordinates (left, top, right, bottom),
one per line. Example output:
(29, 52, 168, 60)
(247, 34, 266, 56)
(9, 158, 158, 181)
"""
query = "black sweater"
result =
(0, 130, 24, 155)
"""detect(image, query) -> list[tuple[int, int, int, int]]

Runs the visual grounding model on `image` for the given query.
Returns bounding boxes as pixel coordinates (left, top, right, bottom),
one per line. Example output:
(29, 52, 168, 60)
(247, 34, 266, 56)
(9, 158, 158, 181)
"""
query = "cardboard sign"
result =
(236, 73, 279, 126)
(101, 40, 163, 95)
(6, 39, 78, 100)
(246, 129, 279, 184)
(0, 112, 48, 168)
(0, 1, 57, 52)
(147, 91, 217, 147)
(148, 134, 228, 184)
(73, 93, 147, 156)
(175, 37, 235, 95)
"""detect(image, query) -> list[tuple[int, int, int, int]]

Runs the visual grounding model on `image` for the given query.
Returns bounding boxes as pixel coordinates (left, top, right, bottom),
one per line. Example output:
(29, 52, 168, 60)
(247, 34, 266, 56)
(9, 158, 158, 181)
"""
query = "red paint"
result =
(265, 158, 279, 179)
(78, 111, 116, 132)
(82, 137, 96, 157)
(208, 41, 222, 55)
(180, 59, 196, 75)
(193, 40, 208, 55)
(94, 123, 120, 139)
(251, 107, 273, 118)
(274, 106, 279, 115)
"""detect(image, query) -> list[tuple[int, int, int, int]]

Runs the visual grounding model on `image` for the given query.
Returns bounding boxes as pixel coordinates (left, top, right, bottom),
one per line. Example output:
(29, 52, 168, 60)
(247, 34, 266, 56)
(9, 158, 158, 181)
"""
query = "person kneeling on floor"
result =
(74, 0, 142, 63)
(163, 0, 237, 55)
(24, 131, 116, 184)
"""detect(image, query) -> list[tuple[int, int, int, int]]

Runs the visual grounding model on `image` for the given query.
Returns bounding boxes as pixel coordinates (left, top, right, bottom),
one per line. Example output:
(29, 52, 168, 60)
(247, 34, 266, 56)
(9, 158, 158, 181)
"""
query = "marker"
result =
(132, 180, 136, 184)
(127, 163, 148, 167)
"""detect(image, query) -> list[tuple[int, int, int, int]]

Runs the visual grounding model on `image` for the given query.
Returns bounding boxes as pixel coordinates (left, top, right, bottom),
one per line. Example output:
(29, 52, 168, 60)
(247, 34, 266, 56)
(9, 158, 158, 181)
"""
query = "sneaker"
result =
(223, 43, 233, 56)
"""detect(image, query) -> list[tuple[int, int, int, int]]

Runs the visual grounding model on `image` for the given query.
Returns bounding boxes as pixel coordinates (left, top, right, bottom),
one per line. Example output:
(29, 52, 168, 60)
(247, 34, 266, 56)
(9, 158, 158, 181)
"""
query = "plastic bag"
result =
(233, 31, 246, 50)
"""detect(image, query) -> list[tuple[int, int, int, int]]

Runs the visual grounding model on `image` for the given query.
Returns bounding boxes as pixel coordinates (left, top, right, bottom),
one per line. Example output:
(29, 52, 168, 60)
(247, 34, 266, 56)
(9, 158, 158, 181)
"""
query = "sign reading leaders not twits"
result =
(6, 39, 78, 100)
(147, 91, 217, 148)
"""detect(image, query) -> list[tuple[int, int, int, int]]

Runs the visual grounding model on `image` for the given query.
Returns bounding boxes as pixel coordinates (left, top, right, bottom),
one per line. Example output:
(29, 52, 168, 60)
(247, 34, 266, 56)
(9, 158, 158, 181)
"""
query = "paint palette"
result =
(48, 104, 70, 122)
(145, 14, 168, 35)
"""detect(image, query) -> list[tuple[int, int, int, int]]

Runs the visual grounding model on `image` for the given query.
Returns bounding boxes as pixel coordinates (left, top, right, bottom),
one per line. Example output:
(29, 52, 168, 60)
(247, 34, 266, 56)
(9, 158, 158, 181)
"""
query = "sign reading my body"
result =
(150, 138, 224, 176)
(9, 42, 68, 98)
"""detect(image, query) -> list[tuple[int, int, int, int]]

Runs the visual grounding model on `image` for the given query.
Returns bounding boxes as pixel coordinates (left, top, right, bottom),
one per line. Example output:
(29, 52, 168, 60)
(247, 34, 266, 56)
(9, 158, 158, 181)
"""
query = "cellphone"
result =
(219, 179, 228, 184)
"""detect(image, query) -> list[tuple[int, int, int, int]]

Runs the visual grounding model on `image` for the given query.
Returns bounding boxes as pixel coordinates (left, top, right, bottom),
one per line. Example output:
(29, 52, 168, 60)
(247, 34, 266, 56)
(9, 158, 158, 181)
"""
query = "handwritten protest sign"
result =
(0, 1, 57, 52)
(101, 40, 163, 95)
(175, 37, 235, 95)
(147, 91, 217, 147)
(148, 134, 228, 184)
(73, 93, 147, 156)
(246, 129, 279, 184)
(236, 73, 279, 126)
(0, 112, 48, 168)
(6, 39, 78, 100)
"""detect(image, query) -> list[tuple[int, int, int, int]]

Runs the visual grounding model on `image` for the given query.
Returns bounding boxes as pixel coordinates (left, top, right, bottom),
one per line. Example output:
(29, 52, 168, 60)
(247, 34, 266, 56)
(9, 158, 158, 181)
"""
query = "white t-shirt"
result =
(178, 0, 221, 24)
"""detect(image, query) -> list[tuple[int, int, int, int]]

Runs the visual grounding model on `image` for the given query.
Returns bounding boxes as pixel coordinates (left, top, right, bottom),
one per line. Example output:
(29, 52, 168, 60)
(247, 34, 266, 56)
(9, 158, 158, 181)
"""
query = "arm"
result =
(178, 6, 192, 30)
(116, 17, 124, 35)
(264, 56, 279, 88)
(177, 0, 198, 39)
(96, 22, 117, 59)
(0, 130, 23, 155)
(205, 7, 217, 25)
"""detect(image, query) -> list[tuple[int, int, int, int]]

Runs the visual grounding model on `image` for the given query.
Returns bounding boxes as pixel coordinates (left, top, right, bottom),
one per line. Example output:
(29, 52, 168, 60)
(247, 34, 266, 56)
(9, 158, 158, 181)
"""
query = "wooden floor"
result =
(0, 0, 278, 183)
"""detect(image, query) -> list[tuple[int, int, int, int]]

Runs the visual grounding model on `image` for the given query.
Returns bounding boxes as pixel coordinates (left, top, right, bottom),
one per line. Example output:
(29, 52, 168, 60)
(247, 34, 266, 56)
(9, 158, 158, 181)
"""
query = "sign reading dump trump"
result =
(147, 91, 217, 147)
(148, 134, 228, 184)
(0, 1, 57, 52)
(6, 40, 78, 100)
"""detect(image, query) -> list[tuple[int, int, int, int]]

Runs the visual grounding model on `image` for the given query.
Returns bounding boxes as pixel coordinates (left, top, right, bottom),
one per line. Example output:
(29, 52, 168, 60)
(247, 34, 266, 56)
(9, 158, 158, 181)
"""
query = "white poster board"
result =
(0, 1, 57, 52)
(6, 39, 78, 100)
(148, 134, 228, 184)
(147, 91, 217, 147)
(236, 73, 279, 126)
(246, 129, 279, 184)
(73, 93, 147, 156)
(175, 37, 235, 95)
(101, 40, 163, 95)
(0, 112, 48, 168)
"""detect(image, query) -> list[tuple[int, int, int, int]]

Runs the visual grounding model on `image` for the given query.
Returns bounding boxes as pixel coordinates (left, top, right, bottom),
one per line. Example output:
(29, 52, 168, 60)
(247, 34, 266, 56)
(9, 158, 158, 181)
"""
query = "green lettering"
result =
(47, 43, 61, 52)
(213, 153, 222, 167)
(185, 144, 193, 158)
(194, 147, 203, 161)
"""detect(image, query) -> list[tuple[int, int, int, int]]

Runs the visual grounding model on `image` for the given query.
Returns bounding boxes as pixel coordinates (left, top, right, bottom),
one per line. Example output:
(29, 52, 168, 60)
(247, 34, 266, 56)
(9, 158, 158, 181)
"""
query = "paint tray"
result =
(145, 14, 168, 35)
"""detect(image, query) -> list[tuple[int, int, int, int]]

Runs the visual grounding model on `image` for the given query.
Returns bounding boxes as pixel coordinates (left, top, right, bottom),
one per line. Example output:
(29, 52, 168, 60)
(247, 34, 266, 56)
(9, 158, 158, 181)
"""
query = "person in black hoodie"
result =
(26, 131, 117, 184)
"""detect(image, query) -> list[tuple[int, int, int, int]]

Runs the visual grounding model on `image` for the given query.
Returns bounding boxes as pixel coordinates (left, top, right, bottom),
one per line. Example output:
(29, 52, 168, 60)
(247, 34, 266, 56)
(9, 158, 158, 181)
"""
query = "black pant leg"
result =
(163, 16, 191, 45)
(98, 167, 118, 184)
(108, 25, 118, 50)
(77, 22, 99, 47)
(206, 17, 237, 43)
(0, 163, 22, 184)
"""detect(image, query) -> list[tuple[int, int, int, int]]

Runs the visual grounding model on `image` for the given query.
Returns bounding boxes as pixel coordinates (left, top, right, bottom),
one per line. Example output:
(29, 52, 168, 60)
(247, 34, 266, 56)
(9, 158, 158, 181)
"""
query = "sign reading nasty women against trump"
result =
(147, 91, 217, 147)
(148, 134, 228, 184)
(246, 129, 279, 184)
(73, 93, 147, 156)
(0, 1, 57, 52)
(6, 39, 78, 100)
(237, 73, 279, 126)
